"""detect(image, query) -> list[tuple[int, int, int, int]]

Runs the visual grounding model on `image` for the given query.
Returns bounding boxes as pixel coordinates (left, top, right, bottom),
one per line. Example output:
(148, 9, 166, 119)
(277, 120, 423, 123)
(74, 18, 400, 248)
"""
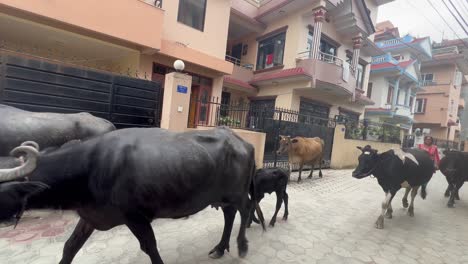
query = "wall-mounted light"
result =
(174, 60, 185, 72)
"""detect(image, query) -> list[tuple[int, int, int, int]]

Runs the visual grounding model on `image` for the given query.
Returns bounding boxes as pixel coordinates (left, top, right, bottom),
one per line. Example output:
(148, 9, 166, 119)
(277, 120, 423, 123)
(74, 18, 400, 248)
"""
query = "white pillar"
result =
(311, 7, 326, 60)
(404, 87, 411, 106)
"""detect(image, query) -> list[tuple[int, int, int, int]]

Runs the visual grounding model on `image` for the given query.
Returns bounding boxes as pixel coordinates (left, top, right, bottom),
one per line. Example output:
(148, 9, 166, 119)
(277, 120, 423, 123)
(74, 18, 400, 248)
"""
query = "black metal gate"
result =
(247, 106, 335, 169)
(0, 52, 163, 128)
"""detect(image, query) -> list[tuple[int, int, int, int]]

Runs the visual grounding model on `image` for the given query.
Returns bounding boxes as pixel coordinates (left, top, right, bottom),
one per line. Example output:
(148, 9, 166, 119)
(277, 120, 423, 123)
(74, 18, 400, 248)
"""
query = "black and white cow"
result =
(248, 167, 289, 228)
(352, 145, 434, 229)
(439, 150, 468, 208)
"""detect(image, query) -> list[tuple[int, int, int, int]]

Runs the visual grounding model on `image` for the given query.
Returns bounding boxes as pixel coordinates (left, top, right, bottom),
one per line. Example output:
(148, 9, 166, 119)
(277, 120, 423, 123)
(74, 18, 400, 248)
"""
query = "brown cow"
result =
(276, 135, 324, 182)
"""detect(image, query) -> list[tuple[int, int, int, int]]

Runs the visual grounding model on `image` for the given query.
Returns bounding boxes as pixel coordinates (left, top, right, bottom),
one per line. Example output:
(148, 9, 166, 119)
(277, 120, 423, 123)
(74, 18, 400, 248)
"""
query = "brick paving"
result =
(1, 170, 468, 264)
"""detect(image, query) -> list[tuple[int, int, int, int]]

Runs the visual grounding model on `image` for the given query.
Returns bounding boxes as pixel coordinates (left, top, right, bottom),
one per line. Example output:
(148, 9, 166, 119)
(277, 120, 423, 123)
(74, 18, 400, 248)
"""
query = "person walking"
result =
(417, 135, 440, 198)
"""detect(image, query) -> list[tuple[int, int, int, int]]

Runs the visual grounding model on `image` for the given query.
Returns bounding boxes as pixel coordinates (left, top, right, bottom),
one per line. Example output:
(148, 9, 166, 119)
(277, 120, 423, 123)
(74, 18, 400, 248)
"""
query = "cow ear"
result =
(291, 139, 299, 143)
(356, 146, 363, 151)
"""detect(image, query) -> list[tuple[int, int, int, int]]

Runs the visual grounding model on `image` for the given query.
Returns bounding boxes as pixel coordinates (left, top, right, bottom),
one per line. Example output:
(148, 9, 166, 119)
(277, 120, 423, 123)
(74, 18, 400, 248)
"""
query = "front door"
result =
(188, 85, 212, 127)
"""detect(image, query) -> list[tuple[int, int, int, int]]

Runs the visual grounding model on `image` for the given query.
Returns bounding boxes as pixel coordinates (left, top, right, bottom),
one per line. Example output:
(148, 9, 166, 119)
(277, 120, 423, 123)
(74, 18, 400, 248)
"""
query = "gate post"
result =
(161, 72, 192, 132)
(273, 109, 283, 167)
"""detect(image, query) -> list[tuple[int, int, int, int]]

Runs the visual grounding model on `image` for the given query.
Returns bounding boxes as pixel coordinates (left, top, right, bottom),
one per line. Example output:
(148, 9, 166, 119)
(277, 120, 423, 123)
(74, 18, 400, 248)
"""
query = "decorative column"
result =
(351, 34, 363, 76)
(404, 86, 412, 107)
(311, 7, 327, 60)
(392, 77, 401, 109)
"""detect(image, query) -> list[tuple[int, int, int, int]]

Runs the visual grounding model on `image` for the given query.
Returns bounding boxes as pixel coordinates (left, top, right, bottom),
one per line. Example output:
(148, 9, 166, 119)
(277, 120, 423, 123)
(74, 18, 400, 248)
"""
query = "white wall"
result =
(368, 75, 389, 107)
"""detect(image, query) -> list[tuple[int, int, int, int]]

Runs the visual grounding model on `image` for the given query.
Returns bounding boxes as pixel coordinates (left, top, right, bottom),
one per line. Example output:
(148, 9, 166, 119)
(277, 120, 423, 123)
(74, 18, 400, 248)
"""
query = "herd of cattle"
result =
(0, 104, 466, 264)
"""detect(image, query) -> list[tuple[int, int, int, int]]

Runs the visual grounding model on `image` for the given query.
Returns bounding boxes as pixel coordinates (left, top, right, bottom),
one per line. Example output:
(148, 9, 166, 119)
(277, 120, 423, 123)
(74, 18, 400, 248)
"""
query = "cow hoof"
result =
(375, 216, 384, 229)
(237, 240, 248, 258)
(447, 203, 455, 208)
(385, 212, 393, 219)
(455, 194, 460, 200)
(269, 222, 275, 227)
(444, 191, 450, 198)
(297, 179, 302, 183)
(307, 176, 312, 179)
(209, 246, 226, 259)
(283, 215, 288, 221)
(402, 199, 409, 208)
(407, 208, 414, 217)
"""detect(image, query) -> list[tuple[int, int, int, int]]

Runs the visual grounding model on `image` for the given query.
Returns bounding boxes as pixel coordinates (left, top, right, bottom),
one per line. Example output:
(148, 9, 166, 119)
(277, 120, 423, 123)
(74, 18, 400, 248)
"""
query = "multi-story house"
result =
(414, 39, 468, 142)
(0, 0, 233, 125)
(222, 0, 394, 123)
(365, 21, 432, 132)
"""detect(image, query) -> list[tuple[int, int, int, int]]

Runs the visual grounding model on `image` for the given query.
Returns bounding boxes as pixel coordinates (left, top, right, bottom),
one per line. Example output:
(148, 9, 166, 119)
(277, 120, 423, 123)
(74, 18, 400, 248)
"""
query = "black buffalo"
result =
(248, 167, 289, 228)
(0, 104, 115, 156)
(352, 145, 434, 229)
(439, 150, 468, 208)
(0, 127, 265, 264)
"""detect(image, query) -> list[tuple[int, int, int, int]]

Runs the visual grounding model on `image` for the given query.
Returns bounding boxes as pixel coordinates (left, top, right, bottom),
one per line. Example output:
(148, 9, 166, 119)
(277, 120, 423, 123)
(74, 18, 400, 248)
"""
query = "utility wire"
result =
(442, 0, 468, 35)
(426, 0, 468, 48)
(448, 0, 468, 28)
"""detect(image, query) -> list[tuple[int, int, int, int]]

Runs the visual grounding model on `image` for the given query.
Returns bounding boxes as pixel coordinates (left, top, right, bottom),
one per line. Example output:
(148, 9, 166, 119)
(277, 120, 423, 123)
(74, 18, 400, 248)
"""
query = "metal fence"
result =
(188, 96, 336, 169)
(344, 120, 402, 144)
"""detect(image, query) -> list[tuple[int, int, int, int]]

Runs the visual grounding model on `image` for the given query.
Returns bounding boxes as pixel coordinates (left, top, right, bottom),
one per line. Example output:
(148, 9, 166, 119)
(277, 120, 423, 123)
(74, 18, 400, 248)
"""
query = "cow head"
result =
(276, 135, 294, 155)
(440, 150, 460, 180)
(352, 145, 379, 179)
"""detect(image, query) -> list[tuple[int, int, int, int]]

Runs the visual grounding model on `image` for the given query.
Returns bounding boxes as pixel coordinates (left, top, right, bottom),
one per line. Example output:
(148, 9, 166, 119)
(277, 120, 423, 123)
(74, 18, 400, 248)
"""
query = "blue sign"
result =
(177, 85, 188, 94)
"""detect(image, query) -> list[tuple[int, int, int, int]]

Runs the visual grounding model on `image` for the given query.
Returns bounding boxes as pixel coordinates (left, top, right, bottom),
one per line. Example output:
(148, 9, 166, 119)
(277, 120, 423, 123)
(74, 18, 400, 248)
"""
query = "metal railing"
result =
(344, 120, 402, 144)
(297, 51, 345, 67)
(225, 55, 241, 66)
(433, 46, 459, 55)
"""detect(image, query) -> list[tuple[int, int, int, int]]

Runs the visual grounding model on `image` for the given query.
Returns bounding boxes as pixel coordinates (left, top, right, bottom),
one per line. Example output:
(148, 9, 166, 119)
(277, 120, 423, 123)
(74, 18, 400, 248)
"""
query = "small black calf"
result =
(248, 168, 289, 227)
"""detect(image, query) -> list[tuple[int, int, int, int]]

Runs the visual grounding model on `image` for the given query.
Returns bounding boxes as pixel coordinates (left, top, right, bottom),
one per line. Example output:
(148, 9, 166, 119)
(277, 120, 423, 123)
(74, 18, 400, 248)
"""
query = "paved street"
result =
(1, 170, 468, 264)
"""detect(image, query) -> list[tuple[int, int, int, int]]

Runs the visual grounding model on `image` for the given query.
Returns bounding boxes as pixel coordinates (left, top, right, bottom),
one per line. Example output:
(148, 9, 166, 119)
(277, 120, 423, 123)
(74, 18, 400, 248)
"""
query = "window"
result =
(422, 73, 434, 86)
(257, 32, 286, 70)
(387, 85, 394, 104)
(367, 82, 373, 98)
(356, 63, 365, 89)
(178, 0, 207, 31)
(339, 109, 360, 123)
(299, 100, 330, 119)
(455, 70, 463, 87)
(409, 96, 414, 109)
(220, 92, 231, 117)
(415, 98, 427, 113)
(308, 32, 337, 62)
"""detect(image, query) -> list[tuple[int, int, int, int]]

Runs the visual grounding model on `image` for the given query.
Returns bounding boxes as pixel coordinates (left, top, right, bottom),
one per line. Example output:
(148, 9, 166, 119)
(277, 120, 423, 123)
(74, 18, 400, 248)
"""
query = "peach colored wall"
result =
(331, 124, 400, 169)
(161, 0, 231, 60)
(187, 127, 266, 168)
(416, 64, 461, 127)
(0, 0, 164, 50)
(231, 0, 259, 18)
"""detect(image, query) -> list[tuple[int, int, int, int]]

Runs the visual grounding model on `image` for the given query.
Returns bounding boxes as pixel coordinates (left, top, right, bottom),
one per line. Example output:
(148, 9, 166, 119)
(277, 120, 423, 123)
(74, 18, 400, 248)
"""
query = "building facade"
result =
(222, 0, 394, 123)
(365, 21, 432, 132)
(414, 39, 468, 141)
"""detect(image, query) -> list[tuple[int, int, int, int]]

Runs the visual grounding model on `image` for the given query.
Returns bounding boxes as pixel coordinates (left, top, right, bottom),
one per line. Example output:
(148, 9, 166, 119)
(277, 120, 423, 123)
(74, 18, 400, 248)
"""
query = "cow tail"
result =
(420, 183, 427, 200)
(251, 161, 266, 231)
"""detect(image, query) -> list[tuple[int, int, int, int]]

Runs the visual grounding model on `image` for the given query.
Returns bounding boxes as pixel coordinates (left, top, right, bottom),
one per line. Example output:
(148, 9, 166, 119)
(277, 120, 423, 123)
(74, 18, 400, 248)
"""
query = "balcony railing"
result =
(225, 55, 254, 70)
(420, 80, 452, 86)
(297, 50, 357, 79)
(433, 46, 459, 55)
(371, 54, 399, 65)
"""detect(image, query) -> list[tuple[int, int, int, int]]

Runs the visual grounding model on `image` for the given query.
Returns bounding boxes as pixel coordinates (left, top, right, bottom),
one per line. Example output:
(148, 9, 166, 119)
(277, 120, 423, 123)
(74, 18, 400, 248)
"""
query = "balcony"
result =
(224, 55, 255, 93)
(0, 0, 164, 52)
(296, 51, 357, 97)
(395, 105, 414, 119)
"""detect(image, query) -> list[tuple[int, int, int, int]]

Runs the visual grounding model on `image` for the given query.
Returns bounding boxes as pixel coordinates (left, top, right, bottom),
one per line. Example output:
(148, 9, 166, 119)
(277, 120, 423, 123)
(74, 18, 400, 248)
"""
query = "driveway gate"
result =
(0, 52, 163, 128)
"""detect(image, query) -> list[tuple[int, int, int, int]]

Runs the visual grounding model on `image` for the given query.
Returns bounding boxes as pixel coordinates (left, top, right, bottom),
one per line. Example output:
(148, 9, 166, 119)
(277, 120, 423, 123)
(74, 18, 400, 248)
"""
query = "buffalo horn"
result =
(0, 146, 39, 182)
(20, 141, 40, 151)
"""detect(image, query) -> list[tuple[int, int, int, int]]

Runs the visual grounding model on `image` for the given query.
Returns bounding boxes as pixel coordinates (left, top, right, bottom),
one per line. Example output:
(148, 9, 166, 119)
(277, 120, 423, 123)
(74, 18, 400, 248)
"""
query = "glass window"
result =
(356, 63, 365, 89)
(257, 32, 286, 70)
(387, 85, 394, 104)
(415, 98, 427, 113)
(367, 82, 373, 98)
(299, 100, 330, 119)
(308, 32, 337, 62)
(422, 73, 434, 86)
(178, 0, 207, 31)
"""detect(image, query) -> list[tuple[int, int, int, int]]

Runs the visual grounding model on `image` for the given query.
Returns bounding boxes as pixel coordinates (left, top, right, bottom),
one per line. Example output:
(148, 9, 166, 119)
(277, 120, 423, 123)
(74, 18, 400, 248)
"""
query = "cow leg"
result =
(375, 192, 394, 229)
(407, 186, 419, 217)
(455, 182, 463, 200)
(126, 216, 164, 264)
(297, 163, 304, 183)
(209, 206, 236, 259)
(59, 218, 94, 264)
(448, 182, 463, 208)
(247, 197, 262, 227)
(282, 191, 289, 221)
(269, 191, 284, 227)
(444, 184, 451, 198)
(237, 199, 250, 258)
(402, 187, 411, 208)
(288, 163, 293, 182)
(318, 156, 323, 178)
(308, 166, 314, 179)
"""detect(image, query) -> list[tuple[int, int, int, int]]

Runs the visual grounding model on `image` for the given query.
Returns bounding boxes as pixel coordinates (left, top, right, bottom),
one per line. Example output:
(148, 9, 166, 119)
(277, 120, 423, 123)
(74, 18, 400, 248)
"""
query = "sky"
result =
(377, 0, 468, 42)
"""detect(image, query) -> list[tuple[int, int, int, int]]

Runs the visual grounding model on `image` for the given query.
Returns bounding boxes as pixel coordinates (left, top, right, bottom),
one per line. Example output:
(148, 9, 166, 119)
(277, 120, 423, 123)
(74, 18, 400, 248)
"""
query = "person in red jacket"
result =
(417, 135, 440, 199)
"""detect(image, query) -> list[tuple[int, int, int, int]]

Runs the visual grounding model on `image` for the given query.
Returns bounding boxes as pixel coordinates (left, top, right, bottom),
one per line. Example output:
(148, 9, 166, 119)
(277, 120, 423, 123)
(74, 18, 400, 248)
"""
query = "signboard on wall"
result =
(177, 85, 188, 94)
